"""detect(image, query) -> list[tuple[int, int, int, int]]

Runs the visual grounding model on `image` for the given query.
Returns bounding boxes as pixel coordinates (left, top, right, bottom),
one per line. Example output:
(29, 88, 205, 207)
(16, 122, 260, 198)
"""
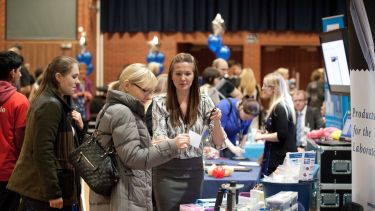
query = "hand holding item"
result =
(231, 146, 244, 157)
(174, 134, 190, 149)
(71, 110, 84, 130)
(152, 135, 167, 145)
(254, 129, 265, 141)
(225, 139, 244, 157)
(49, 197, 63, 209)
(210, 108, 222, 126)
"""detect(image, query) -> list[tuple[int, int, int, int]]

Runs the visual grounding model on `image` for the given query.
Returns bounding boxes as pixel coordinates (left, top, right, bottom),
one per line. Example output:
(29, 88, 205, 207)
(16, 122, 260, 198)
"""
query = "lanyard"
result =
(236, 107, 244, 142)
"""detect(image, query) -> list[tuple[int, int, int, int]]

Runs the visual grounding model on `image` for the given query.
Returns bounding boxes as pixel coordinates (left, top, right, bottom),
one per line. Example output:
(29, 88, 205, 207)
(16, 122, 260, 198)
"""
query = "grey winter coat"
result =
(89, 90, 179, 211)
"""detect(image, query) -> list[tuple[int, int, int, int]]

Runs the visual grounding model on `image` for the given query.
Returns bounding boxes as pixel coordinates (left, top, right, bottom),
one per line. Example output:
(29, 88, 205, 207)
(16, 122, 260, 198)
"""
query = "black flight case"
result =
(306, 139, 352, 211)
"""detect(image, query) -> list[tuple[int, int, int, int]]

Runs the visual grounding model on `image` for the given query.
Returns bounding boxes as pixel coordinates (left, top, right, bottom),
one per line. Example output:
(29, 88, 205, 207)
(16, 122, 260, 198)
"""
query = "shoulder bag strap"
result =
(90, 103, 112, 150)
(94, 103, 113, 136)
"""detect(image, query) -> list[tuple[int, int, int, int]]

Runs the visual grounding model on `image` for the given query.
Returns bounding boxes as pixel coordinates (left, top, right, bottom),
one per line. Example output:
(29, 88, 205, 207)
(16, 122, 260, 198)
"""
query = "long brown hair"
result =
(30, 56, 78, 103)
(166, 53, 200, 127)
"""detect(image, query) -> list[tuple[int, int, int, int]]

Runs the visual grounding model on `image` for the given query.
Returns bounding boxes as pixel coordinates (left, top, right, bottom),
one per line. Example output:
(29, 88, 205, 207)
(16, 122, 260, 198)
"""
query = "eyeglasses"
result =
(132, 83, 153, 95)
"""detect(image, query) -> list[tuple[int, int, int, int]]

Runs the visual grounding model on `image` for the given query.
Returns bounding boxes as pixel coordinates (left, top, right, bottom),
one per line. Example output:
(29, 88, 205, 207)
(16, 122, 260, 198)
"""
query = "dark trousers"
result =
(21, 196, 78, 211)
(260, 148, 277, 177)
(0, 181, 20, 211)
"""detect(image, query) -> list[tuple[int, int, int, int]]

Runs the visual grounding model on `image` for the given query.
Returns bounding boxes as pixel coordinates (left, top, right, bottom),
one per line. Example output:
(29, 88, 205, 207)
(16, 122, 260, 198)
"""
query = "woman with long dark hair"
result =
(152, 53, 226, 210)
(8, 56, 84, 210)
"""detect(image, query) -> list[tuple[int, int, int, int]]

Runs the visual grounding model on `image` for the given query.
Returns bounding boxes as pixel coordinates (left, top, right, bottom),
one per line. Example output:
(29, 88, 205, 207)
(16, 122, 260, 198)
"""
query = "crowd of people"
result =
(0, 47, 326, 211)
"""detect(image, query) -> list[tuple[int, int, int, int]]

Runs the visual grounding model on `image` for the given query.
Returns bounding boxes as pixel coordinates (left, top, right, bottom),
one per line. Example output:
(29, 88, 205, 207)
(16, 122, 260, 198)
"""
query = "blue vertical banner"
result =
(322, 14, 350, 129)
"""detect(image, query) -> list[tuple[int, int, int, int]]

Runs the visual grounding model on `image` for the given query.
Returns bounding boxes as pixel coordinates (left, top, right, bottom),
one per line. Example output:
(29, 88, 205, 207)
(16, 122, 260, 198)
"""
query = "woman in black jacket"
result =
(255, 72, 297, 176)
(8, 56, 84, 210)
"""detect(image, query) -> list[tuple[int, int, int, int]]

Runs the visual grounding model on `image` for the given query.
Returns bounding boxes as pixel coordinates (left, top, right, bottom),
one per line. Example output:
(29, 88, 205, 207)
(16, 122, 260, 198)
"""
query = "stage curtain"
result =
(101, 0, 347, 33)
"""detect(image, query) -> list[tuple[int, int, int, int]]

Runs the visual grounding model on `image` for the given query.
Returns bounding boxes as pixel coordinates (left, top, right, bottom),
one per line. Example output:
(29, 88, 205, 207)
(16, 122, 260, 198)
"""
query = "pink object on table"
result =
(179, 204, 203, 211)
(307, 127, 340, 139)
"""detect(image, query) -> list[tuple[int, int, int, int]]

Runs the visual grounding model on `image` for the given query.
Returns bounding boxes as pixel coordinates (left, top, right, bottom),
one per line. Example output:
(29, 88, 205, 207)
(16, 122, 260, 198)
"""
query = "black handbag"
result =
(68, 104, 120, 196)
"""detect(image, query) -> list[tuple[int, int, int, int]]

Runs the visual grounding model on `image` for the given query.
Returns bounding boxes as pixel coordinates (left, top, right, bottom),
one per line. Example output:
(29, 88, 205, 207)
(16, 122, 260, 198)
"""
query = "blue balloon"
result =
(216, 45, 231, 60)
(82, 52, 92, 65)
(155, 52, 165, 63)
(77, 52, 92, 66)
(207, 34, 222, 52)
(77, 54, 84, 63)
(86, 63, 94, 76)
(146, 52, 157, 63)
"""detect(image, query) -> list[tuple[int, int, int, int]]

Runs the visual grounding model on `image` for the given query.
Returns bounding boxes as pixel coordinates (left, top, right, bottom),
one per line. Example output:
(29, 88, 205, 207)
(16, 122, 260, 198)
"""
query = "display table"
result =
(202, 159, 261, 198)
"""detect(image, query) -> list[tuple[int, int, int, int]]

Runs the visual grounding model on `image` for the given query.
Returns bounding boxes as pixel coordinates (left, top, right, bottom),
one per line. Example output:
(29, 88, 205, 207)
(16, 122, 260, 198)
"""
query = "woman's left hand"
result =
(210, 108, 222, 126)
(71, 110, 84, 130)
(231, 146, 244, 157)
(254, 130, 265, 141)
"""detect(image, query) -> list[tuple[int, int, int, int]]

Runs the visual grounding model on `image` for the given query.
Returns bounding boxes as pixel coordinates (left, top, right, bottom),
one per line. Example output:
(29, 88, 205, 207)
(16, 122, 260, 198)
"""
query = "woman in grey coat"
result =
(89, 63, 190, 211)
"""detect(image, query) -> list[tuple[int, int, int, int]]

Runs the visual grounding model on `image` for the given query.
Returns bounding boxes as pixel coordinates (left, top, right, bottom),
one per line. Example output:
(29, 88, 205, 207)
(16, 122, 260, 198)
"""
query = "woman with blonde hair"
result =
(239, 68, 263, 129)
(89, 63, 189, 211)
(255, 72, 297, 176)
(239, 68, 257, 97)
(275, 67, 289, 82)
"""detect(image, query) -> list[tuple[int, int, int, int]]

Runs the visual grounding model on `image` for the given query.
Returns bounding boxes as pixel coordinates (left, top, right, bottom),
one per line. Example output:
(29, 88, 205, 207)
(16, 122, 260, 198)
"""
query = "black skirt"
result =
(152, 157, 204, 211)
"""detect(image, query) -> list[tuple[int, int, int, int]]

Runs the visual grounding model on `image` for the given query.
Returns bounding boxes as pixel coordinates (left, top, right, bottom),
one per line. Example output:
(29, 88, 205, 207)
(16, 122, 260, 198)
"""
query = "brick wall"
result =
(102, 31, 320, 85)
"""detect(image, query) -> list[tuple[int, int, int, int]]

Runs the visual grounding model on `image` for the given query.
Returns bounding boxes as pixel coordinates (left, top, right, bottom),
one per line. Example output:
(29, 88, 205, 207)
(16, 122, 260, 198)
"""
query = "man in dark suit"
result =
(293, 90, 324, 149)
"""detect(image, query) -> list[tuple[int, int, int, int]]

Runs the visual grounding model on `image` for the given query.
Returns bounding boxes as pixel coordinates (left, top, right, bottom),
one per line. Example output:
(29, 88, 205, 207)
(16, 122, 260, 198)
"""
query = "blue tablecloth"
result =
(202, 159, 261, 198)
